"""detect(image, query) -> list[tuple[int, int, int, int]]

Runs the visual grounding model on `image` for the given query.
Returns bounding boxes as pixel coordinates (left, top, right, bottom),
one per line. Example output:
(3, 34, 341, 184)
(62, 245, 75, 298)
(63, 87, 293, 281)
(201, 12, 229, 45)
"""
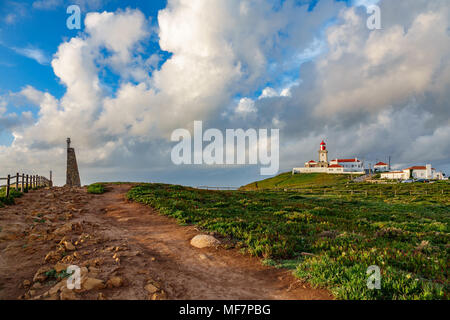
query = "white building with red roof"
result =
(330, 158, 364, 171)
(381, 164, 445, 180)
(293, 141, 365, 175)
(374, 162, 389, 172)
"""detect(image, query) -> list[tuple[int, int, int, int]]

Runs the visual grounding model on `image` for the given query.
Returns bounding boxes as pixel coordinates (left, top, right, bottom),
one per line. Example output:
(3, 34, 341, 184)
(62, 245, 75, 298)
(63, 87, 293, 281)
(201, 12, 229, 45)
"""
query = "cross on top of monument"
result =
(67, 137, 71, 149)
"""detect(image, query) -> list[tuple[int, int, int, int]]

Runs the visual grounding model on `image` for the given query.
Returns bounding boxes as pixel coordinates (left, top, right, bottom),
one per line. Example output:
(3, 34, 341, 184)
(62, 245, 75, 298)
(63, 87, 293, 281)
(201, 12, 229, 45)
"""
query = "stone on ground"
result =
(190, 234, 220, 248)
(106, 276, 124, 288)
(144, 282, 159, 294)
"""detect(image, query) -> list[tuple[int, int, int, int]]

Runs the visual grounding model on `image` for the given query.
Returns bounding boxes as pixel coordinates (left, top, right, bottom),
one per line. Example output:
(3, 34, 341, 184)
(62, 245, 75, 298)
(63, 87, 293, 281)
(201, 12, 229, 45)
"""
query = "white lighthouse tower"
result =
(318, 140, 329, 167)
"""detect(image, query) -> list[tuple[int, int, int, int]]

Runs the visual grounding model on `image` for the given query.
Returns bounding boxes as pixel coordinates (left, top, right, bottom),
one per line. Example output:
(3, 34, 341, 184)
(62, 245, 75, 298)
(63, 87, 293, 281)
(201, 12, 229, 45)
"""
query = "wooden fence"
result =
(0, 171, 52, 198)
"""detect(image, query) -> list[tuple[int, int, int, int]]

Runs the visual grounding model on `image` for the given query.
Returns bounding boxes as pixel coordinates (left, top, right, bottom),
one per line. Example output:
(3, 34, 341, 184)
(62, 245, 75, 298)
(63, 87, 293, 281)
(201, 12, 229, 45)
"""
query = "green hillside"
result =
(241, 172, 354, 190)
(127, 183, 449, 300)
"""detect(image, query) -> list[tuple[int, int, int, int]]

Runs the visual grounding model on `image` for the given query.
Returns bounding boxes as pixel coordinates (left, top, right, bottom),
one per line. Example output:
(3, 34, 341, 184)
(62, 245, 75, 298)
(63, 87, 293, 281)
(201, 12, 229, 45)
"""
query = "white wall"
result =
(336, 161, 364, 172)
(381, 172, 407, 180)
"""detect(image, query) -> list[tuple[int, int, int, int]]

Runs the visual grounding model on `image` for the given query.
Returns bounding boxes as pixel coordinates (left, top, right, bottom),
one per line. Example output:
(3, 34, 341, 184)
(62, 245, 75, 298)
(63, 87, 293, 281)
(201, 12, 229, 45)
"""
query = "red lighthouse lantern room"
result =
(320, 140, 326, 151)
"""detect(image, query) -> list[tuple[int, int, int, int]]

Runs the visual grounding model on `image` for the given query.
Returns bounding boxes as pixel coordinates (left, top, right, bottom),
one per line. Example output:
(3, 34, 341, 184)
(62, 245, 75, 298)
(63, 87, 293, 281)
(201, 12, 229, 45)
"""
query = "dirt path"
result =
(0, 184, 332, 300)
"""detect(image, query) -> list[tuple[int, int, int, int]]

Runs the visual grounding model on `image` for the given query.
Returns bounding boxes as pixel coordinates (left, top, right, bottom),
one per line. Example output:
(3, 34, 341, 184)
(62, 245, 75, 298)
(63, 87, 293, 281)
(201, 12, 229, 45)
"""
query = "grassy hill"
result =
(241, 172, 354, 190)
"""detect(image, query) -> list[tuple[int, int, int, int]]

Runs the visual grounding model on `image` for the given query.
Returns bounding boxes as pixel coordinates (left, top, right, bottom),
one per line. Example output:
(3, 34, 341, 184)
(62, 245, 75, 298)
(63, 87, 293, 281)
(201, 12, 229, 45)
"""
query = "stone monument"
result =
(66, 138, 81, 187)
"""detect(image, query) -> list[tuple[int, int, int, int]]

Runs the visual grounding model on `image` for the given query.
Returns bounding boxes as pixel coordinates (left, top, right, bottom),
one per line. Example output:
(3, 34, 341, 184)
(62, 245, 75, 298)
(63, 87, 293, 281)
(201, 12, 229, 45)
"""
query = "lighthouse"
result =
(318, 140, 328, 166)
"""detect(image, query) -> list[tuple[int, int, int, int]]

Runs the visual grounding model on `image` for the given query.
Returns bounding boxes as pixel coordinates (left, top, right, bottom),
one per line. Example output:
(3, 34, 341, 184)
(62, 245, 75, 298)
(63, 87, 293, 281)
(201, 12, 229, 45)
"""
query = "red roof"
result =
(334, 158, 360, 163)
(308, 160, 317, 163)
(329, 164, 343, 168)
(320, 140, 326, 145)
(406, 166, 427, 170)
(375, 162, 388, 166)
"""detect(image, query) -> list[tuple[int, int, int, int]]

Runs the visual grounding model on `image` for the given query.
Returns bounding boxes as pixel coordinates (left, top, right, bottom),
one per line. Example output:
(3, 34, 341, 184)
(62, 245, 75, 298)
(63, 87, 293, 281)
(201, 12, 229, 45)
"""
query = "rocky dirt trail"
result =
(0, 184, 332, 300)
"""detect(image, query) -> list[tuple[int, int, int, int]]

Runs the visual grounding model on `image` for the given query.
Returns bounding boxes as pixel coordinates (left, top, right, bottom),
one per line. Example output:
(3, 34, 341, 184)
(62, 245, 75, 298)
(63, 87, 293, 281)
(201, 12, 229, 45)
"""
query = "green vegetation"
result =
(44, 268, 72, 281)
(87, 183, 106, 194)
(127, 177, 449, 300)
(241, 172, 352, 190)
(0, 187, 23, 207)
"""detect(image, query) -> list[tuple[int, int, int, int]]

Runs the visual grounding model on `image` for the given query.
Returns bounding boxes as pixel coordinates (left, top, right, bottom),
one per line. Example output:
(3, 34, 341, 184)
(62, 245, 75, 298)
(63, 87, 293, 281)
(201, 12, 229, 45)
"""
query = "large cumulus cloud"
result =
(1, 0, 449, 186)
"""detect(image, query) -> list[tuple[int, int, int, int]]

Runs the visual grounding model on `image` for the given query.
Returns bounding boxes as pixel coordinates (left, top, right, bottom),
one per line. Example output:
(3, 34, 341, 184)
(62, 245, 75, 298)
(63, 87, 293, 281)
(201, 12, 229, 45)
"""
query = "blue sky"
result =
(0, 0, 448, 186)
(0, 0, 167, 135)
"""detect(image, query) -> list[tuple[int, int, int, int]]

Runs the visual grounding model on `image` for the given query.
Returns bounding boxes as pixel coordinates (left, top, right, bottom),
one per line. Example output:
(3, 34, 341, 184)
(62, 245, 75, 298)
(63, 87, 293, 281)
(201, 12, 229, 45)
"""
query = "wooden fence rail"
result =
(0, 171, 52, 198)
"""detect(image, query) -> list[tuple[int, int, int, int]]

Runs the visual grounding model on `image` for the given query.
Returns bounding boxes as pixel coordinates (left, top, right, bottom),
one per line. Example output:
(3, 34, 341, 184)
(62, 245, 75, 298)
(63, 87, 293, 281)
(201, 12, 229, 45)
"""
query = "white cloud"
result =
(259, 87, 278, 99)
(32, 0, 105, 11)
(11, 46, 50, 65)
(2, 2, 27, 24)
(235, 97, 256, 115)
(32, 0, 63, 10)
(19, 85, 46, 106)
(312, 6, 450, 117)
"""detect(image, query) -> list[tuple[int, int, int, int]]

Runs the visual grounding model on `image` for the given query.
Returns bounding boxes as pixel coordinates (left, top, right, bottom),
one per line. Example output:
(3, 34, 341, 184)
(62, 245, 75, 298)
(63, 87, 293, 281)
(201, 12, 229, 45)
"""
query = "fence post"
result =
(26, 174, 28, 190)
(6, 174, 10, 198)
(21, 174, 24, 192)
(16, 173, 19, 191)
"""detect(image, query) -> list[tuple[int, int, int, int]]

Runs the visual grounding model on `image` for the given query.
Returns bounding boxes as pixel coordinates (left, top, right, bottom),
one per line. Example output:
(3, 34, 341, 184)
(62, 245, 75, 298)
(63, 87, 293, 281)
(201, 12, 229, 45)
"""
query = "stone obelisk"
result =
(66, 138, 81, 187)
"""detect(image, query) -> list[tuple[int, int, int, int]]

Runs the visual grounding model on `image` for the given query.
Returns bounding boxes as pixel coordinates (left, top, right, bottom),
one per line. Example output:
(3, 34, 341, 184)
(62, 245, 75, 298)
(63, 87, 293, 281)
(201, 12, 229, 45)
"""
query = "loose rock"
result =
(78, 277, 104, 292)
(144, 283, 159, 294)
(63, 241, 76, 251)
(190, 235, 220, 248)
(106, 276, 124, 288)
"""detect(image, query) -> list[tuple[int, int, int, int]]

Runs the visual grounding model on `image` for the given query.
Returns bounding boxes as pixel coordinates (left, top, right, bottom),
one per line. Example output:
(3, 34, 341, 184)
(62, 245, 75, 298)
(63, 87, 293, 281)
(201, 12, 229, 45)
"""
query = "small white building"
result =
(330, 158, 364, 172)
(404, 165, 444, 180)
(380, 171, 408, 180)
(381, 164, 445, 180)
(374, 162, 389, 172)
